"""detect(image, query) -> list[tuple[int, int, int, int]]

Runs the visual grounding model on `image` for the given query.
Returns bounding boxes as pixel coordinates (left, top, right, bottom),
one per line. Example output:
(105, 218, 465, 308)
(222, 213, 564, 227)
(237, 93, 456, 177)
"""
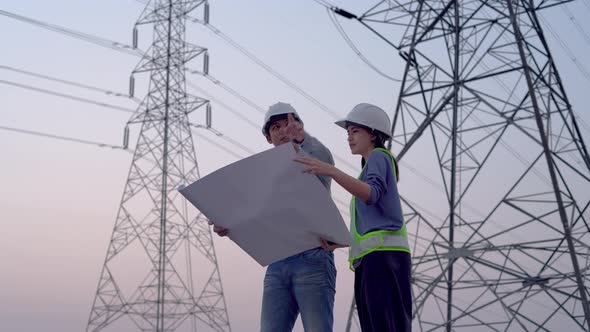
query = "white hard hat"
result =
(335, 103, 392, 138)
(262, 102, 302, 136)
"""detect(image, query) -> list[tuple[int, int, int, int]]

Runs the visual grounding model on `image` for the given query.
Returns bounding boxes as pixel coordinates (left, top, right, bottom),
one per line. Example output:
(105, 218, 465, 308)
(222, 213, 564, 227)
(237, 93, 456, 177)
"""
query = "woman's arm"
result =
(294, 157, 371, 202)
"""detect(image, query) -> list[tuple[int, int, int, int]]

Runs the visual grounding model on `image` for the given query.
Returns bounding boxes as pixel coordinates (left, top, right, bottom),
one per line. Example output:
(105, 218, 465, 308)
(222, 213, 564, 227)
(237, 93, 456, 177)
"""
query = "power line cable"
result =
(538, 14, 590, 83)
(0, 64, 141, 103)
(197, 73, 266, 114)
(561, 5, 590, 48)
(327, 8, 401, 82)
(186, 81, 261, 129)
(190, 124, 258, 156)
(0, 125, 127, 150)
(576, 114, 590, 137)
(0, 79, 136, 114)
(0, 9, 144, 56)
(135, 0, 343, 119)
(192, 129, 245, 160)
(311, 0, 334, 8)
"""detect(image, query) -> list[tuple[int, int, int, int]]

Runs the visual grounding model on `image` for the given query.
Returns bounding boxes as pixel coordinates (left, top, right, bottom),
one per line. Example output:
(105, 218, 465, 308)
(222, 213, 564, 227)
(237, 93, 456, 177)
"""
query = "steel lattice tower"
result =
(87, 1, 230, 331)
(341, 0, 590, 331)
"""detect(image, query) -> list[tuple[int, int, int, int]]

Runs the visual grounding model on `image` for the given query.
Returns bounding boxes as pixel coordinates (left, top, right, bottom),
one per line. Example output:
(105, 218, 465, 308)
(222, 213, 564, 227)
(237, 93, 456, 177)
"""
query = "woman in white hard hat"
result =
(295, 103, 411, 332)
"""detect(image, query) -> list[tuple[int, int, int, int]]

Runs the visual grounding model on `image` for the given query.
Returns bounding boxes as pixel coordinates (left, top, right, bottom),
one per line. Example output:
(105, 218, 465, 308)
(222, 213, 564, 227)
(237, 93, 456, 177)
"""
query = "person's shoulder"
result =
(303, 131, 319, 143)
(365, 149, 392, 169)
(368, 149, 391, 162)
(304, 132, 330, 151)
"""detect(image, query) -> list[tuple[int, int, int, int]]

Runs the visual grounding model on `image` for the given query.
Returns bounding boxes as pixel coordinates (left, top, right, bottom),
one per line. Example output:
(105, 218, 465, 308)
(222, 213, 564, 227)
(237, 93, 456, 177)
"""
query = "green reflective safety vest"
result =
(349, 148, 411, 271)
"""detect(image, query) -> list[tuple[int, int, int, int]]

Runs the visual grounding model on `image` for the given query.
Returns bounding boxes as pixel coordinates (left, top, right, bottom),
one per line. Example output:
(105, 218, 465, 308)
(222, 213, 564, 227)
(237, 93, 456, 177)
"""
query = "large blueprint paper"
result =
(179, 143, 350, 266)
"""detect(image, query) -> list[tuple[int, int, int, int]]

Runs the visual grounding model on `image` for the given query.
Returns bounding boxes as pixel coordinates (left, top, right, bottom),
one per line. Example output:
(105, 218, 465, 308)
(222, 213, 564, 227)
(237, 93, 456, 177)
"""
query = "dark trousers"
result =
(354, 251, 412, 332)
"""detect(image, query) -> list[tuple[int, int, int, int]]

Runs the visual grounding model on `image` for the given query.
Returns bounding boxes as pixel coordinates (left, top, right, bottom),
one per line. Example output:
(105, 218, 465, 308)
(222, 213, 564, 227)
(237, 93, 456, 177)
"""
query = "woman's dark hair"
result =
(374, 131, 387, 149)
(360, 128, 386, 167)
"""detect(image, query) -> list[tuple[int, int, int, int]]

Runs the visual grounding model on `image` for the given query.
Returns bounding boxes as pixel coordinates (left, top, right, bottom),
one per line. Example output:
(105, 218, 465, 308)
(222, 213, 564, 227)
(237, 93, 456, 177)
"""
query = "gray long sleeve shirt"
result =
(297, 132, 334, 190)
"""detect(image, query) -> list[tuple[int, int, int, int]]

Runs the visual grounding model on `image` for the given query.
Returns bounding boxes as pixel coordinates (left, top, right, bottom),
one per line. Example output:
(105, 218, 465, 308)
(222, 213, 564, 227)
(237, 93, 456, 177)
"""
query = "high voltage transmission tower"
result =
(336, 0, 590, 331)
(87, 1, 230, 331)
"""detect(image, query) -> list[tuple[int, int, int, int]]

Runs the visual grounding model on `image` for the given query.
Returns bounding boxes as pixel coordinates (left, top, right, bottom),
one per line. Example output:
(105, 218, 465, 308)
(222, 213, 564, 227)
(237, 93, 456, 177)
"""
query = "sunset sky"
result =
(1, 0, 590, 331)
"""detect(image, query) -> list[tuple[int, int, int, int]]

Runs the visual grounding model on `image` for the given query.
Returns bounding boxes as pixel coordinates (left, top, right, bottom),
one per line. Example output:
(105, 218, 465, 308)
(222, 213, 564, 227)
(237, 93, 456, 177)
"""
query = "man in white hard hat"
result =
(213, 102, 336, 332)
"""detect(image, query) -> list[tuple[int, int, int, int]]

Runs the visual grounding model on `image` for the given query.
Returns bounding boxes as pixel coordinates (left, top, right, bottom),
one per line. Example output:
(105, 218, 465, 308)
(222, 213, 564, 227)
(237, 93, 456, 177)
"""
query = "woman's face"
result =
(346, 125, 375, 156)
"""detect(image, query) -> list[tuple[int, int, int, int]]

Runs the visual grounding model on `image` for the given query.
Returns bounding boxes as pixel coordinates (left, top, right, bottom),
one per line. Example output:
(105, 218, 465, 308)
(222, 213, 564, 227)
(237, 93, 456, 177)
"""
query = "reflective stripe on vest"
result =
(348, 148, 411, 270)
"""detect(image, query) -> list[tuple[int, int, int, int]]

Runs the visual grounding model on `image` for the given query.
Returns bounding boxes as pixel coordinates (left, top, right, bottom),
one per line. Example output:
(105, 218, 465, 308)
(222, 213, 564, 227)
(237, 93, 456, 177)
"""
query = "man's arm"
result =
(299, 132, 334, 190)
(284, 113, 334, 189)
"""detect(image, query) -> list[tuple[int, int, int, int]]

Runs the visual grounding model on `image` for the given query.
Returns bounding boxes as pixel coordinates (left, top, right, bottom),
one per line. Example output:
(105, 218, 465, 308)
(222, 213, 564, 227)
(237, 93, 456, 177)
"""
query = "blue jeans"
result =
(260, 247, 336, 332)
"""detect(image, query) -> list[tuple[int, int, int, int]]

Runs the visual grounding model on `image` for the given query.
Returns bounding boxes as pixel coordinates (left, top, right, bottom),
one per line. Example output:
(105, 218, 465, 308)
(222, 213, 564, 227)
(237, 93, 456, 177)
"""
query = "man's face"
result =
(265, 117, 292, 146)
(266, 118, 290, 146)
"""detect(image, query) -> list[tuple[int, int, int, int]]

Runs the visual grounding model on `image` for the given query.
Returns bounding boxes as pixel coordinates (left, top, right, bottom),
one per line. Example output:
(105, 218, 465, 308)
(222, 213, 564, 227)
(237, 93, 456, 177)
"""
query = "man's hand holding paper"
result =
(179, 143, 349, 266)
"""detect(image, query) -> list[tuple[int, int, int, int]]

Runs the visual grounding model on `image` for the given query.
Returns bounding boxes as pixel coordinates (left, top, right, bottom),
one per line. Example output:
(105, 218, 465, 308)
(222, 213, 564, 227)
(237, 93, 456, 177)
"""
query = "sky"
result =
(1, 0, 590, 331)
